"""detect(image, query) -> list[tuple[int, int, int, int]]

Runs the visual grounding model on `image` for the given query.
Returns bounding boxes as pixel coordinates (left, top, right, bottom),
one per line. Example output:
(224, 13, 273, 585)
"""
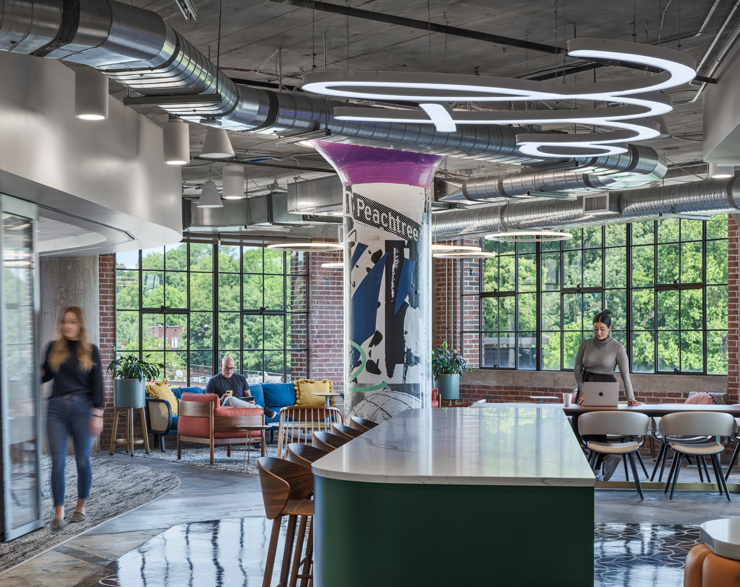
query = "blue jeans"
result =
(47, 394, 93, 507)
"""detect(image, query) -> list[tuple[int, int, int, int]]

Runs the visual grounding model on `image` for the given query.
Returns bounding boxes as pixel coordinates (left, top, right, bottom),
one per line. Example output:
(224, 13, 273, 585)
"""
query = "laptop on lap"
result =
(582, 382, 619, 407)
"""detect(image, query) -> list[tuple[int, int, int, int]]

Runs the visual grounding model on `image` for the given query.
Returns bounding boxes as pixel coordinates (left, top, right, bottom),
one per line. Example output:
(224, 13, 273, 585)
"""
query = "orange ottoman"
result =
(684, 519, 740, 587)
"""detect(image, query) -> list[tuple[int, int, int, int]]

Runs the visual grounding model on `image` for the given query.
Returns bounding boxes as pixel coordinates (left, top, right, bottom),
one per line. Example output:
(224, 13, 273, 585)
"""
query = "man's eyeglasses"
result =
(223, 367, 235, 371)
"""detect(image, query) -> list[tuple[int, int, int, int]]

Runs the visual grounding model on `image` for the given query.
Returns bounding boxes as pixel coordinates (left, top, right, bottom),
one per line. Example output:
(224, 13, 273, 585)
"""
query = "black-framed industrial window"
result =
(462, 215, 729, 375)
(115, 242, 309, 386)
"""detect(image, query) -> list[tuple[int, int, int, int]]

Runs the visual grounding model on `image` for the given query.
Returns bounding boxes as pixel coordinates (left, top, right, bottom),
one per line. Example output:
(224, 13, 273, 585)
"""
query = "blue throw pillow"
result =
(250, 383, 265, 408)
(262, 383, 296, 410)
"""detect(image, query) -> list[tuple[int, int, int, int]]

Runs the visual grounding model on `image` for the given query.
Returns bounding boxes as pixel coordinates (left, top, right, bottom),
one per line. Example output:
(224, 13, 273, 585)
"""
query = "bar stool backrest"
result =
(257, 457, 314, 519)
(332, 423, 363, 439)
(351, 416, 379, 430)
(578, 411, 649, 437)
(313, 431, 350, 452)
(276, 405, 343, 459)
(287, 443, 329, 468)
(661, 412, 735, 438)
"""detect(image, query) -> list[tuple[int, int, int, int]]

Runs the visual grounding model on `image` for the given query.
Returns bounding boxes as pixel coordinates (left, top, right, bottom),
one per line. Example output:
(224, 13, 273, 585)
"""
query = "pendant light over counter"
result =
(222, 165, 245, 199)
(200, 127, 235, 158)
(74, 66, 109, 121)
(197, 180, 223, 208)
(163, 118, 190, 165)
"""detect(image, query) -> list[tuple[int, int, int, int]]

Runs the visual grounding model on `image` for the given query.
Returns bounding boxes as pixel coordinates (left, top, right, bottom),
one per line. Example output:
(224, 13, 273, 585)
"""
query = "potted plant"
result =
(432, 342, 470, 401)
(107, 349, 163, 409)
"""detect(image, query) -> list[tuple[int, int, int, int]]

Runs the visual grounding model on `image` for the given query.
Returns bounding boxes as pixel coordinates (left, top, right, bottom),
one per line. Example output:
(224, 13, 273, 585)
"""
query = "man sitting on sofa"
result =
(206, 356, 277, 419)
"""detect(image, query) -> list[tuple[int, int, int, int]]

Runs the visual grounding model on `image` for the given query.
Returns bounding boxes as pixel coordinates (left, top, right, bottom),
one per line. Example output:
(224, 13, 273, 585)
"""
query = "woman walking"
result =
(574, 309, 640, 481)
(43, 306, 103, 530)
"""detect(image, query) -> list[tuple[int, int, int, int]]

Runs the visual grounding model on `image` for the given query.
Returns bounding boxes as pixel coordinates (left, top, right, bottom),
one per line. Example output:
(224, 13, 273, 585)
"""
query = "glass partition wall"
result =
(0, 195, 41, 541)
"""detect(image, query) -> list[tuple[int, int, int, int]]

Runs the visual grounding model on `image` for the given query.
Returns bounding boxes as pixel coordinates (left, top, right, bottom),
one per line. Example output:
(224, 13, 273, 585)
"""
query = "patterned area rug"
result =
(0, 455, 180, 574)
(595, 524, 701, 587)
(129, 444, 280, 475)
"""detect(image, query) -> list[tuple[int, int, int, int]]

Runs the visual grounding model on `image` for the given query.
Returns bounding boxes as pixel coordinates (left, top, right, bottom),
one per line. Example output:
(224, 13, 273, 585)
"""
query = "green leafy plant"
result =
(107, 346, 163, 381)
(432, 342, 471, 379)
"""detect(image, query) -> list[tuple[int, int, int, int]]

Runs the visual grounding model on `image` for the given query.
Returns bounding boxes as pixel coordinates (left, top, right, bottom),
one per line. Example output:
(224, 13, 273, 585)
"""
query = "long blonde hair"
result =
(49, 306, 94, 373)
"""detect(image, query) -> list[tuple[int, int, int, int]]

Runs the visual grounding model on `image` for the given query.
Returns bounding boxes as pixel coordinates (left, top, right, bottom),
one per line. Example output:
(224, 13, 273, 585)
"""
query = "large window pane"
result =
(605, 224, 626, 247)
(563, 250, 581, 288)
(681, 331, 703, 372)
(604, 248, 626, 288)
(583, 249, 602, 288)
(264, 249, 283, 274)
(243, 351, 264, 383)
(288, 275, 307, 312)
(563, 293, 582, 331)
(189, 243, 212, 271)
(517, 254, 536, 292)
(142, 271, 163, 308)
(563, 331, 582, 369)
(165, 351, 188, 386)
(631, 246, 654, 287)
(243, 274, 263, 309)
(219, 245, 241, 272)
(483, 333, 515, 368)
(264, 351, 285, 381)
(680, 289, 703, 330)
(605, 290, 626, 330)
(541, 293, 560, 330)
(243, 315, 263, 349)
(219, 312, 240, 349)
(264, 274, 285, 310)
(189, 272, 212, 311)
(142, 314, 165, 350)
(658, 218, 679, 243)
(632, 289, 654, 330)
(243, 247, 263, 273)
(582, 292, 602, 325)
(631, 331, 654, 373)
(189, 312, 212, 350)
(517, 294, 536, 331)
(680, 242, 702, 283)
(116, 311, 139, 352)
(657, 290, 679, 330)
(483, 256, 498, 291)
(265, 315, 285, 349)
(218, 273, 240, 311)
(499, 256, 516, 291)
(657, 331, 679, 372)
(583, 226, 602, 248)
(116, 250, 139, 269)
(165, 243, 187, 271)
(706, 239, 728, 284)
(563, 228, 581, 249)
(116, 269, 139, 309)
(707, 286, 728, 330)
(518, 331, 537, 370)
(657, 244, 679, 284)
(707, 215, 728, 239)
(541, 332, 561, 370)
(707, 331, 728, 374)
(190, 351, 213, 382)
(167, 314, 187, 350)
(632, 222, 654, 245)
(165, 272, 187, 309)
(142, 247, 164, 270)
(541, 252, 560, 290)
(681, 219, 703, 241)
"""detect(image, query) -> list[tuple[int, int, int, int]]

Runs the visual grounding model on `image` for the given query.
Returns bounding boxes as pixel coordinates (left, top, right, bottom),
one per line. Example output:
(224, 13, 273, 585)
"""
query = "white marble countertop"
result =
(312, 405, 596, 487)
(701, 518, 740, 561)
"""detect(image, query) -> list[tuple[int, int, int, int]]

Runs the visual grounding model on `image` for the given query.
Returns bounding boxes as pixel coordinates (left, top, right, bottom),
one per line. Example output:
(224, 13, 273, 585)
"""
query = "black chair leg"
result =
(709, 454, 725, 497)
(660, 448, 672, 485)
(701, 457, 712, 484)
(712, 454, 732, 502)
(665, 451, 679, 493)
(628, 453, 643, 500)
(670, 454, 684, 500)
(623, 455, 630, 482)
(697, 456, 705, 483)
(725, 443, 740, 482)
(651, 443, 666, 481)
(635, 449, 649, 479)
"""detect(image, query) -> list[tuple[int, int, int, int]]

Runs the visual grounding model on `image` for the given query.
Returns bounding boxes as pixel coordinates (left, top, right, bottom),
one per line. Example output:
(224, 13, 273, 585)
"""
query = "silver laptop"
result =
(582, 382, 619, 407)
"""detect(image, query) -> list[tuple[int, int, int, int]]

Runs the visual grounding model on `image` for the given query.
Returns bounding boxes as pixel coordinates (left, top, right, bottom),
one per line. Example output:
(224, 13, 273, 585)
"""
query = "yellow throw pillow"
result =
(294, 379, 334, 407)
(146, 379, 178, 416)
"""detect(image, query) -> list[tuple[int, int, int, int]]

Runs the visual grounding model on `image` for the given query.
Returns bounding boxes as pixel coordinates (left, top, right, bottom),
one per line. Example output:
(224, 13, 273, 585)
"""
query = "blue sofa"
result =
(146, 382, 301, 451)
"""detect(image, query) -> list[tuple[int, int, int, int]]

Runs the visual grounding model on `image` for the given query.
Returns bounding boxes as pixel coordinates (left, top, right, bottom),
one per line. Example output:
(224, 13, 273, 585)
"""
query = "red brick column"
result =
(98, 254, 116, 450)
(728, 215, 738, 403)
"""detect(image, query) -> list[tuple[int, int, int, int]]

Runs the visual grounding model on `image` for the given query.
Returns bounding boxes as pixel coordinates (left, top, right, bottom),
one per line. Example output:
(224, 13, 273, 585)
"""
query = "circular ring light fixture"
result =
(485, 230, 573, 243)
(433, 251, 497, 259)
(431, 244, 481, 253)
(321, 261, 344, 268)
(266, 243, 343, 252)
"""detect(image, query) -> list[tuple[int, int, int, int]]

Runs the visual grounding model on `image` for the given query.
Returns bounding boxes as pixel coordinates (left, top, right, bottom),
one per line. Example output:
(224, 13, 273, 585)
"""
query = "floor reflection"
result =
(595, 524, 700, 587)
(78, 520, 701, 586)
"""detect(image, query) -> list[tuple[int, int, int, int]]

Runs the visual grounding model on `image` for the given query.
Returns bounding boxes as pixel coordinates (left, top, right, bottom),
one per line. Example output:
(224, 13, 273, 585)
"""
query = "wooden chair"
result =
(332, 423, 363, 439)
(177, 394, 265, 465)
(286, 443, 329, 469)
(276, 405, 343, 459)
(257, 457, 314, 587)
(350, 415, 379, 430)
(313, 431, 350, 452)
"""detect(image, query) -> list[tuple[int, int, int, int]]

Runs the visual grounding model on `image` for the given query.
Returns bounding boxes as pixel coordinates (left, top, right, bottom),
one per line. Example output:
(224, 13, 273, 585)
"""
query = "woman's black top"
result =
(42, 339, 104, 409)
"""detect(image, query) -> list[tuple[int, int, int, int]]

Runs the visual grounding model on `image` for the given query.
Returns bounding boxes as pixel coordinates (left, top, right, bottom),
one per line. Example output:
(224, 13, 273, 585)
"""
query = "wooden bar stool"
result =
(313, 431, 350, 452)
(287, 443, 329, 469)
(109, 407, 150, 456)
(350, 415, 379, 431)
(331, 423, 363, 439)
(258, 457, 314, 587)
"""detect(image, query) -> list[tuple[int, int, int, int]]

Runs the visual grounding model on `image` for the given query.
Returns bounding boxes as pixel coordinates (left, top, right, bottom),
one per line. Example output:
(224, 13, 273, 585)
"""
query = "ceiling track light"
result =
(74, 66, 109, 121)
(266, 243, 343, 252)
(197, 180, 223, 208)
(200, 127, 235, 159)
(431, 244, 482, 253)
(485, 230, 573, 242)
(302, 38, 696, 158)
(433, 251, 497, 259)
(163, 118, 190, 165)
(708, 163, 735, 179)
(222, 165, 245, 199)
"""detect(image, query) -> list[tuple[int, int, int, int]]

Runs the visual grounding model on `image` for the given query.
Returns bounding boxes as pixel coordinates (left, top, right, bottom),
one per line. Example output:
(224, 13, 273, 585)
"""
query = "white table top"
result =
(312, 405, 596, 487)
(701, 518, 740, 561)
(311, 392, 342, 397)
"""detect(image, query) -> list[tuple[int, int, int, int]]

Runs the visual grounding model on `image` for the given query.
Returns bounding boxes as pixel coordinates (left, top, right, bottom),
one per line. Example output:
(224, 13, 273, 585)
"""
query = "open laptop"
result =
(582, 382, 619, 407)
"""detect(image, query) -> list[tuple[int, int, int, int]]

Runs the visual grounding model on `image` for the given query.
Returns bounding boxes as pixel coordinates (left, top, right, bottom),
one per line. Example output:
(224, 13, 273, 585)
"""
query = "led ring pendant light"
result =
(485, 230, 573, 243)
(433, 251, 497, 259)
(302, 38, 696, 158)
(266, 243, 343, 252)
(431, 244, 481, 253)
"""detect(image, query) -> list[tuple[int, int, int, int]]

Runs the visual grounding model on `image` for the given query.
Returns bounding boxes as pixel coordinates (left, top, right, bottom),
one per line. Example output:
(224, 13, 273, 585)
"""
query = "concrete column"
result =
(312, 141, 445, 422)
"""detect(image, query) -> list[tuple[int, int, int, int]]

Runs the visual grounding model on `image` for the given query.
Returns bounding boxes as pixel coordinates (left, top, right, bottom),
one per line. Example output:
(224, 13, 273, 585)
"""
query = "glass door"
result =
(0, 196, 42, 541)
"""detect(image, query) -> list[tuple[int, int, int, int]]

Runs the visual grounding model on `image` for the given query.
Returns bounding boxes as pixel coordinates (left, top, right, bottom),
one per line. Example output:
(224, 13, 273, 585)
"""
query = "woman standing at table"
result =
(43, 306, 104, 530)
(574, 309, 640, 480)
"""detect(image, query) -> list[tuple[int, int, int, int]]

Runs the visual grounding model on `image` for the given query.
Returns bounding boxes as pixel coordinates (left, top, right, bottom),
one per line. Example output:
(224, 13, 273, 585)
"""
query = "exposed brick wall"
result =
(728, 215, 738, 403)
(308, 248, 344, 392)
(98, 254, 116, 450)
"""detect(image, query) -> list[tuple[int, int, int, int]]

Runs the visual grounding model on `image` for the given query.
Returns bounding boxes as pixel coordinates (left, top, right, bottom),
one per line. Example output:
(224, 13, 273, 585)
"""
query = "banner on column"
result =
(344, 183, 431, 422)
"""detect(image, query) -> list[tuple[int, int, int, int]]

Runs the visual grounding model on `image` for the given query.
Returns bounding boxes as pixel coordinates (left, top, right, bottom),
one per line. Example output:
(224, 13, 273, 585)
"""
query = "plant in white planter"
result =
(107, 349, 163, 409)
(432, 342, 470, 401)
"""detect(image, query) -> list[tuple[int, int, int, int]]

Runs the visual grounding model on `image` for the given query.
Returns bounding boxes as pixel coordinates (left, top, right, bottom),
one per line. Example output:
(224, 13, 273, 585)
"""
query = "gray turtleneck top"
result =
(574, 336, 635, 402)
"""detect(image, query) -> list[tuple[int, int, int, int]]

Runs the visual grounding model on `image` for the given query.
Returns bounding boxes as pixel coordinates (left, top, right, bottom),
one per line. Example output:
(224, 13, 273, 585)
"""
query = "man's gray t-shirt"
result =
(205, 373, 250, 398)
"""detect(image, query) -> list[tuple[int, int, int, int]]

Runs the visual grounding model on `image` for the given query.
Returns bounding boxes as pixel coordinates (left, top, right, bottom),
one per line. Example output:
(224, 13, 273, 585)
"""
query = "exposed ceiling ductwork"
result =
(432, 178, 740, 238)
(0, 0, 668, 177)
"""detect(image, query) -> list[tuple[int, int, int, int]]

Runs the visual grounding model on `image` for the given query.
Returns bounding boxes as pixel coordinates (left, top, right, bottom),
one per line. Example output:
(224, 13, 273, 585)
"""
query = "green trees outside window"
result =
(464, 215, 729, 375)
(115, 242, 308, 387)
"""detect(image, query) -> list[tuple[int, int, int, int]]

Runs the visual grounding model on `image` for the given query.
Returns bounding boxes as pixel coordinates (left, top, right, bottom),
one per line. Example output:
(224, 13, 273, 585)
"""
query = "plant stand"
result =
(109, 407, 150, 456)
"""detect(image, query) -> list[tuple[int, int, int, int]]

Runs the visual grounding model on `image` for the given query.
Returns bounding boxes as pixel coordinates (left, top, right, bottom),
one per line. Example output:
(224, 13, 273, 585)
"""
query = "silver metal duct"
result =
(432, 178, 740, 238)
(0, 0, 668, 172)
(441, 144, 667, 202)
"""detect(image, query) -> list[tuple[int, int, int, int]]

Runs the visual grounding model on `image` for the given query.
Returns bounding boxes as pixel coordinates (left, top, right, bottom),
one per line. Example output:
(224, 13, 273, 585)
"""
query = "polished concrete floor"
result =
(2, 450, 738, 586)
